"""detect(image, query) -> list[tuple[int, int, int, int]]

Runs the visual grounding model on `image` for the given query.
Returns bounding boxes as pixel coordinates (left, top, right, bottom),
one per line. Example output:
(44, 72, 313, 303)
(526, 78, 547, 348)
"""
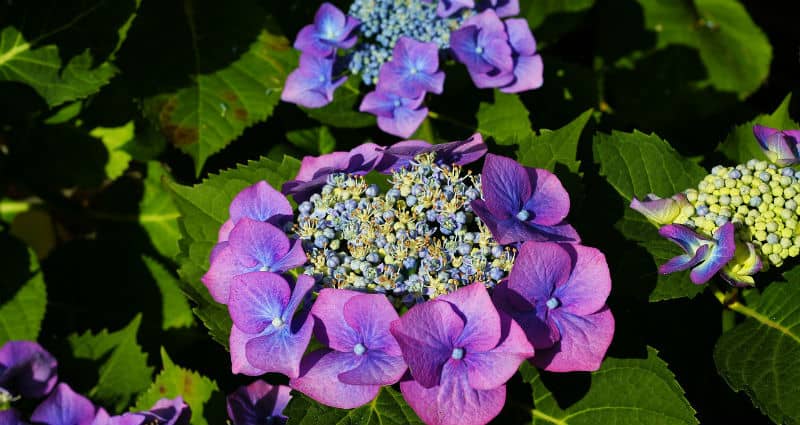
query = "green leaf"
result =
(140, 162, 181, 259)
(522, 347, 698, 424)
(285, 387, 424, 425)
(594, 130, 708, 301)
(516, 109, 592, 173)
(0, 199, 31, 223)
(476, 89, 531, 145)
(286, 126, 337, 155)
(142, 256, 194, 330)
(0, 248, 46, 344)
(302, 79, 376, 128)
(144, 24, 298, 174)
(68, 315, 153, 412)
(169, 155, 300, 347)
(714, 280, 800, 424)
(44, 101, 83, 124)
(636, 0, 771, 98)
(90, 122, 135, 181)
(134, 348, 221, 425)
(718, 94, 798, 164)
(522, 0, 596, 29)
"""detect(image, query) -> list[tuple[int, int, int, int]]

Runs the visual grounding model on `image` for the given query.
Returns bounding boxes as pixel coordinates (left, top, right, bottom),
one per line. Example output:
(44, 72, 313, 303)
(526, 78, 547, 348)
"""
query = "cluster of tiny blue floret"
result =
(347, 0, 470, 84)
(294, 153, 515, 305)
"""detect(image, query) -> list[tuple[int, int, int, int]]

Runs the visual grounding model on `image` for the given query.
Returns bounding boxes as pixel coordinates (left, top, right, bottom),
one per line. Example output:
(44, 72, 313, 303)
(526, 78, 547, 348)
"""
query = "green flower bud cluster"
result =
(680, 160, 800, 267)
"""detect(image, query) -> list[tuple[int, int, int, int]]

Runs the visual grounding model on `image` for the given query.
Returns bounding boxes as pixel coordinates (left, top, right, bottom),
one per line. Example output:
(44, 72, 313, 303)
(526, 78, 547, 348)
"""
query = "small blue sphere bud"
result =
(516, 210, 530, 221)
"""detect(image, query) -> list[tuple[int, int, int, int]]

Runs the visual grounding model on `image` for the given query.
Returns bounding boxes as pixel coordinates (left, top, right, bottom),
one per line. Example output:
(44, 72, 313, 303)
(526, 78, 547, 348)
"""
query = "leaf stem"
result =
(712, 285, 800, 344)
(532, 409, 568, 425)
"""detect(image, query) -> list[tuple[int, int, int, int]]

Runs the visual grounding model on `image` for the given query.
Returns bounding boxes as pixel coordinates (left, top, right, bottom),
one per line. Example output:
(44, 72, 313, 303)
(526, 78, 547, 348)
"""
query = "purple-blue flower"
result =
(294, 3, 360, 57)
(437, 0, 475, 18)
(359, 90, 427, 138)
(0, 341, 57, 399)
(390, 283, 533, 425)
(282, 143, 384, 203)
(377, 37, 445, 98)
(281, 54, 346, 108)
(499, 18, 543, 93)
(227, 381, 291, 425)
(753, 124, 800, 166)
(375, 133, 488, 173)
(450, 10, 515, 89)
(476, 0, 520, 17)
(216, 181, 294, 245)
(493, 242, 614, 372)
(203, 218, 306, 304)
(0, 409, 28, 425)
(91, 398, 190, 425)
(659, 222, 736, 284)
(471, 154, 579, 245)
(291, 290, 406, 409)
(227, 273, 314, 378)
(30, 383, 97, 425)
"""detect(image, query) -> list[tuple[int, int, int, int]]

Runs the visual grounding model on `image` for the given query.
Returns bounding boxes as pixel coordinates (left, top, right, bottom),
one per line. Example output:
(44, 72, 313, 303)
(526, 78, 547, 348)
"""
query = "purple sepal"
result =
(290, 350, 380, 409)
(376, 133, 488, 173)
(0, 409, 29, 425)
(493, 242, 614, 372)
(89, 409, 145, 425)
(476, 0, 520, 17)
(137, 397, 191, 425)
(359, 90, 428, 138)
(281, 54, 346, 108)
(227, 273, 315, 378)
(437, 0, 475, 17)
(227, 381, 291, 425)
(378, 37, 445, 98)
(283, 144, 384, 202)
(0, 340, 58, 399)
(499, 19, 543, 93)
(30, 383, 97, 425)
(658, 223, 736, 284)
(450, 10, 515, 89)
(294, 3, 359, 57)
(753, 124, 800, 166)
(216, 181, 294, 243)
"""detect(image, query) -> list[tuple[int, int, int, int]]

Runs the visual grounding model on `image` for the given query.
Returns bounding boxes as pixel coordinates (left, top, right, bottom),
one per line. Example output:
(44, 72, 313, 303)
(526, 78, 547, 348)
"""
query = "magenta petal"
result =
(228, 272, 291, 334)
(508, 242, 571, 302)
(659, 244, 709, 275)
(492, 282, 560, 349)
(390, 300, 465, 388)
(690, 222, 736, 284)
(439, 283, 501, 351)
(524, 168, 570, 226)
(227, 380, 292, 424)
(464, 312, 533, 390)
(245, 315, 313, 379)
(31, 383, 97, 425)
(473, 200, 580, 244)
(556, 244, 612, 316)
(228, 219, 291, 269)
(500, 54, 543, 93)
(753, 124, 780, 146)
(482, 154, 531, 217)
(338, 350, 406, 386)
(0, 340, 58, 399)
(0, 410, 27, 425)
(400, 361, 506, 425)
(375, 140, 432, 172)
(217, 220, 235, 243)
(310, 288, 362, 352)
(290, 350, 380, 409)
(536, 307, 614, 372)
(229, 326, 266, 376)
(343, 294, 402, 355)
(229, 181, 293, 226)
(270, 240, 308, 273)
(377, 105, 429, 138)
(429, 133, 488, 166)
(283, 275, 316, 325)
(202, 244, 242, 304)
(295, 151, 349, 181)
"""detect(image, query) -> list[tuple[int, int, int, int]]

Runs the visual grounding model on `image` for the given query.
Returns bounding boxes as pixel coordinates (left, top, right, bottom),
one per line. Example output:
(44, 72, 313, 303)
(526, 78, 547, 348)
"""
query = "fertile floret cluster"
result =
(296, 153, 514, 303)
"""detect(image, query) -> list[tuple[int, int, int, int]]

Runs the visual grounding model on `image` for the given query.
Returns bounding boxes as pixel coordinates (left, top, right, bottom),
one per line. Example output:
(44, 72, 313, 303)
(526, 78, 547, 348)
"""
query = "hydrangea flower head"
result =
(390, 283, 533, 425)
(294, 3, 360, 57)
(659, 222, 736, 284)
(493, 242, 613, 372)
(0, 340, 58, 399)
(228, 273, 314, 378)
(227, 381, 291, 425)
(281, 54, 346, 108)
(754, 125, 800, 166)
(290, 290, 406, 408)
(471, 154, 579, 245)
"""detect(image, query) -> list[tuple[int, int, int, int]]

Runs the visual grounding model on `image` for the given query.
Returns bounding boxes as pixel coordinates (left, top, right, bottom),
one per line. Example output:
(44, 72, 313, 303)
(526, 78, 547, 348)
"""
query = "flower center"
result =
(546, 297, 560, 310)
(393, 99, 402, 107)
(410, 67, 418, 75)
(271, 317, 284, 328)
(474, 46, 484, 54)
(516, 210, 530, 221)
(353, 343, 367, 355)
(259, 264, 272, 272)
(451, 347, 465, 360)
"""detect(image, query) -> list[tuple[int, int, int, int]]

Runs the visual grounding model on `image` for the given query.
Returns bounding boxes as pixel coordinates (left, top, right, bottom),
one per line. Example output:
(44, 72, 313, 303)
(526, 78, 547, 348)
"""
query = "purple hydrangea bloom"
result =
(359, 90, 428, 138)
(437, 0, 475, 18)
(390, 283, 533, 425)
(216, 181, 294, 245)
(471, 154, 580, 245)
(375, 133, 488, 173)
(493, 242, 614, 372)
(0, 341, 58, 399)
(294, 3, 360, 57)
(138, 397, 191, 425)
(0, 409, 27, 425)
(227, 273, 315, 378)
(291, 290, 406, 409)
(227, 381, 291, 425)
(282, 143, 384, 202)
(377, 37, 445, 98)
(659, 222, 736, 284)
(499, 18, 543, 93)
(476, 0, 520, 18)
(450, 10, 515, 89)
(30, 383, 97, 425)
(90, 409, 144, 425)
(202, 218, 307, 304)
(281, 54, 346, 108)
(753, 124, 800, 166)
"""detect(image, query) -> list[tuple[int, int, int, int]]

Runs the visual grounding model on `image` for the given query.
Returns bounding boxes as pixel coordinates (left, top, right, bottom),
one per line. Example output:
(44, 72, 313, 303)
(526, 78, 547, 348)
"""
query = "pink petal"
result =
(524, 168, 570, 226)
(464, 312, 533, 390)
(290, 350, 380, 409)
(343, 294, 402, 355)
(310, 288, 362, 352)
(438, 283, 501, 352)
(535, 307, 615, 372)
(229, 325, 266, 376)
(556, 244, 612, 316)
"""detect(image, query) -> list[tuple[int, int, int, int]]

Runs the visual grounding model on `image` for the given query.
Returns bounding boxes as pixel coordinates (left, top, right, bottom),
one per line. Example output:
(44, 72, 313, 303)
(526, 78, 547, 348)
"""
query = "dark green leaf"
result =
(286, 126, 337, 155)
(522, 0, 596, 28)
(640, 239, 705, 302)
(516, 109, 592, 173)
(717, 94, 798, 164)
(285, 387, 424, 425)
(0, 248, 46, 344)
(302, 79, 376, 128)
(89, 122, 135, 181)
(140, 162, 181, 259)
(476, 89, 531, 145)
(142, 256, 194, 330)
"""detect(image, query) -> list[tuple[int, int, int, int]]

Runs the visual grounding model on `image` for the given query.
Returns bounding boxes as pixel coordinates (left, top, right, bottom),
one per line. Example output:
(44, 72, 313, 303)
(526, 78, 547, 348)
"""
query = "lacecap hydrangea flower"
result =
(631, 125, 800, 286)
(280, 0, 543, 138)
(203, 134, 614, 425)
